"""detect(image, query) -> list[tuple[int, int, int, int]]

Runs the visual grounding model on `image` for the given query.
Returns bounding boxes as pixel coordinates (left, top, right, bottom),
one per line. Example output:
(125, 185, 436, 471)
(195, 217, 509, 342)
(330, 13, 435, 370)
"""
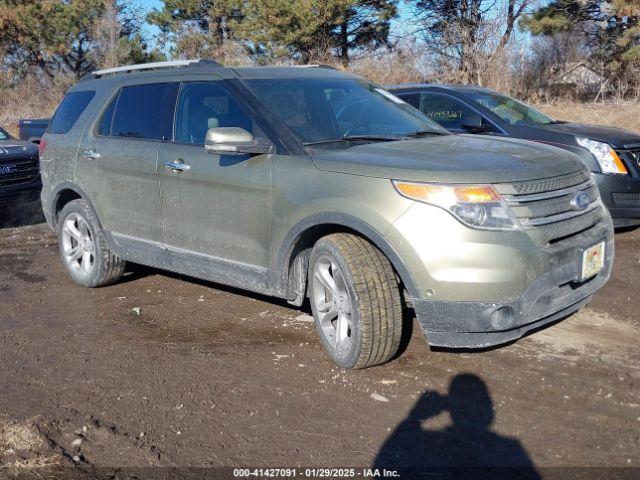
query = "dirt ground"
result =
(0, 212, 639, 479)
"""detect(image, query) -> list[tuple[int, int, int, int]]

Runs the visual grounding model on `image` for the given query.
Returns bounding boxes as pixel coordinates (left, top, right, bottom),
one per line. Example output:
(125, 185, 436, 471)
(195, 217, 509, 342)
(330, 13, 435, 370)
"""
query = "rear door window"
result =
(110, 83, 178, 140)
(49, 91, 95, 134)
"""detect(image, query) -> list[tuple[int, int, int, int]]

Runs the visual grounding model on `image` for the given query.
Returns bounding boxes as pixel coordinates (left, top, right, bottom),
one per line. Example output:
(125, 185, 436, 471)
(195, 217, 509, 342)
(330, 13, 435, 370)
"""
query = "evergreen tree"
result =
(0, 0, 161, 79)
(147, 0, 245, 58)
(520, 0, 640, 66)
(148, 0, 396, 65)
(238, 0, 397, 64)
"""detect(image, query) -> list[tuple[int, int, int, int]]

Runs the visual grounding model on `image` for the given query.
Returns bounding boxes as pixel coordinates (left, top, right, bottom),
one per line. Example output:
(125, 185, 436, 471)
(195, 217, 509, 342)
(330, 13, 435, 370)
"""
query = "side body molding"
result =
(46, 193, 420, 305)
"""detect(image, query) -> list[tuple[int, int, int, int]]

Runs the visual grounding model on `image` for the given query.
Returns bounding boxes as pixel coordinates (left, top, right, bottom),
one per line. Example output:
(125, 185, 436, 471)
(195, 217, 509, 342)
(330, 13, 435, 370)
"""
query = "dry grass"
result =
(0, 422, 42, 452)
(10, 455, 63, 469)
(0, 75, 70, 137)
(537, 102, 640, 132)
(0, 418, 63, 470)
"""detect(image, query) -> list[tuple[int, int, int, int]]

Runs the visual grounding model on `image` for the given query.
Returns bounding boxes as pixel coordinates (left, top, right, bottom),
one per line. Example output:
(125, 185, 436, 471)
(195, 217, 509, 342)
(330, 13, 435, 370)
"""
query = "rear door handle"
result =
(164, 159, 191, 173)
(81, 149, 101, 160)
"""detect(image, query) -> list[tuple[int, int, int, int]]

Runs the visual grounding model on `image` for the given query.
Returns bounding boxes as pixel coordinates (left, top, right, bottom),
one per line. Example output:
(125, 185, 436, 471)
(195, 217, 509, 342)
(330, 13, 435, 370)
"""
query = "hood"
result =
(310, 134, 586, 184)
(539, 122, 640, 149)
(0, 139, 39, 160)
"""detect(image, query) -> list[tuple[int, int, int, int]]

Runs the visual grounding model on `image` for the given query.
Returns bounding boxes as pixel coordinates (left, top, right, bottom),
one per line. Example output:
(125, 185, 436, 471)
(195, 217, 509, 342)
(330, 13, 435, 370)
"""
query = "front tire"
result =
(57, 199, 125, 288)
(309, 233, 403, 369)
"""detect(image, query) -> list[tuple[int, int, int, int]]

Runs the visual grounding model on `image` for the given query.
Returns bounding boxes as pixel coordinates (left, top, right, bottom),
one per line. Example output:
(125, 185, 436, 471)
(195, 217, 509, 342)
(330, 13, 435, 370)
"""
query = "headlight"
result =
(576, 137, 628, 175)
(392, 181, 519, 230)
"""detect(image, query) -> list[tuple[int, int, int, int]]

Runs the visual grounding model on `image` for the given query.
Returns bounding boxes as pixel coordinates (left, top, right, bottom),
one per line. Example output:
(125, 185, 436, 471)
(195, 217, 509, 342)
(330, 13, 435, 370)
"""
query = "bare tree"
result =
(411, 0, 537, 85)
(91, 0, 151, 69)
(91, 1, 125, 69)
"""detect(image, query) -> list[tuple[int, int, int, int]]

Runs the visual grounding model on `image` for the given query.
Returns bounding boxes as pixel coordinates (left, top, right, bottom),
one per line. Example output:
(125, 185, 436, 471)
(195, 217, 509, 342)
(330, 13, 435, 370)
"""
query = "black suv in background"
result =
(387, 84, 640, 228)
(0, 125, 41, 209)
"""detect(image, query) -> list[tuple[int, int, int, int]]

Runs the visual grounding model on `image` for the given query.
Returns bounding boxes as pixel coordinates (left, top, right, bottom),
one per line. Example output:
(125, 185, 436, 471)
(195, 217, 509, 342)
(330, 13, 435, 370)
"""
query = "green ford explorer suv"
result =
(40, 60, 613, 369)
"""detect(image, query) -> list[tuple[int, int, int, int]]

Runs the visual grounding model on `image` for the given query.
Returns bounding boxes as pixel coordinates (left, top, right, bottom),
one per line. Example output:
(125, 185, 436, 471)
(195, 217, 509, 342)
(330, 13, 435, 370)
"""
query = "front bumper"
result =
(0, 180, 42, 207)
(594, 171, 640, 228)
(402, 212, 614, 349)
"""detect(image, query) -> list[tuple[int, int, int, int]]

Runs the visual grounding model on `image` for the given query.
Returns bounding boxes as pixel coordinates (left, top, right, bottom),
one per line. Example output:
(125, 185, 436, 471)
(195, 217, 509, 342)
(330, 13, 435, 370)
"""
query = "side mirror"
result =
(205, 127, 273, 155)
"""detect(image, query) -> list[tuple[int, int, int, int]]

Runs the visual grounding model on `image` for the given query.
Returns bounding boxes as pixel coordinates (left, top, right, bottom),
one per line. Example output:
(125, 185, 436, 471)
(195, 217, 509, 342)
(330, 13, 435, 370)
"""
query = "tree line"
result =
(0, 0, 639, 99)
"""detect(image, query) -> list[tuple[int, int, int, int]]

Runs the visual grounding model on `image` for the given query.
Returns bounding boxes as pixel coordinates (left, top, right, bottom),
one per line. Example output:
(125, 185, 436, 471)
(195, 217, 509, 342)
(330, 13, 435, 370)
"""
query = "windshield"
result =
(466, 91, 554, 126)
(242, 77, 447, 146)
(0, 127, 10, 140)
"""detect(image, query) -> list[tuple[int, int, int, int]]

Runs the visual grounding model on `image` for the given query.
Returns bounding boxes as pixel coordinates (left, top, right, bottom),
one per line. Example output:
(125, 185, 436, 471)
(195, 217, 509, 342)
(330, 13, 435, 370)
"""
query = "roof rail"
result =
(87, 59, 222, 79)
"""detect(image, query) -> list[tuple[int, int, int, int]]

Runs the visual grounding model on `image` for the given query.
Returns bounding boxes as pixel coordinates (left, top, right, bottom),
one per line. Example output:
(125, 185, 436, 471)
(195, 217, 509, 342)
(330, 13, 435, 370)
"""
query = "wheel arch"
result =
(48, 183, 97, 229)
(276, 213, 420, 305)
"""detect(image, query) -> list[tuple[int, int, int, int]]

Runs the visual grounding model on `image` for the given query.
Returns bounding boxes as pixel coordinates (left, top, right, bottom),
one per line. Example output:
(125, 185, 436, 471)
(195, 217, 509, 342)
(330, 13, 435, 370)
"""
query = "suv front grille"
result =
(615, 145, 640, 169)
(495, 171, 604, 244)
(0, 157, 40, 188)
(612, 192, 640, 207)
(508, 170, 591, 195)
(627, 148, 639, 168)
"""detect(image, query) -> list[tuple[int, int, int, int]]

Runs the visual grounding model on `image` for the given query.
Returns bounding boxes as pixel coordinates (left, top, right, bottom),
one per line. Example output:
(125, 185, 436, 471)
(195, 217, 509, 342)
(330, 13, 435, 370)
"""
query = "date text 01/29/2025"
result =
(233, 468, 400, 478)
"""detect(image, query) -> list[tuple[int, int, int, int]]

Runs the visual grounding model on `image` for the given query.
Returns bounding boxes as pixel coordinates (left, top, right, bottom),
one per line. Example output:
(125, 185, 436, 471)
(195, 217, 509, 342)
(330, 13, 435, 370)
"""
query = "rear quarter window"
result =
(49, 91, 95, 134)
(96, 94, 118, 137)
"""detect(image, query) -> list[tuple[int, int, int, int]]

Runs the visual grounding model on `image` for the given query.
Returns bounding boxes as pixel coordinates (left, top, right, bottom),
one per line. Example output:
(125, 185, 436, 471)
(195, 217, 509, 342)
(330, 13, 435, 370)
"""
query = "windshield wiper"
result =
(343, 134, 400, 141)
(400, 129, 449, 138)
(303, 135, 399, 146)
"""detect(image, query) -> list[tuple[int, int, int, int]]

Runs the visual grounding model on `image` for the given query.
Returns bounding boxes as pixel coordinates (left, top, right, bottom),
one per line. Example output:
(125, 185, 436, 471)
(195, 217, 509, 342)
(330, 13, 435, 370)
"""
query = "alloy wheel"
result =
(61, 212, 96, 278)
(311, 255, 354, 351)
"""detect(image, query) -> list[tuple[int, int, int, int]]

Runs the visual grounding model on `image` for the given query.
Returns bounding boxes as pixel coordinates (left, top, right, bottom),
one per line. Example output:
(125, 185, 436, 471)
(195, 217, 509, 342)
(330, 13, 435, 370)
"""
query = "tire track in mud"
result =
(513, 308, 640, 373)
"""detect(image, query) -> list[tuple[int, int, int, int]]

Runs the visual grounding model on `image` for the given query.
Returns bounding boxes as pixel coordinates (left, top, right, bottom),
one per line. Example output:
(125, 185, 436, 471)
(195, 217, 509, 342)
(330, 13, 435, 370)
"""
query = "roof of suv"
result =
(78, 60, 350, 87)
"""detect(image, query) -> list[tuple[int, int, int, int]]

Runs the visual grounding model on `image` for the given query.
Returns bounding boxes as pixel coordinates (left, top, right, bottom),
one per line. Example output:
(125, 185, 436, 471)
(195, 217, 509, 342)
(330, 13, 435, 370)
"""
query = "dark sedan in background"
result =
(0, 126, 41, 209)
(387, 84, 640, 228)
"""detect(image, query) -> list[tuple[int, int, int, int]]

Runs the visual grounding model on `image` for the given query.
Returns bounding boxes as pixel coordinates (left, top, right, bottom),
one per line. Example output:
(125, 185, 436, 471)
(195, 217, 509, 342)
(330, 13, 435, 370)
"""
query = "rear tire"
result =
(309, 233, 403, 369)
(57, 199, 125, 287)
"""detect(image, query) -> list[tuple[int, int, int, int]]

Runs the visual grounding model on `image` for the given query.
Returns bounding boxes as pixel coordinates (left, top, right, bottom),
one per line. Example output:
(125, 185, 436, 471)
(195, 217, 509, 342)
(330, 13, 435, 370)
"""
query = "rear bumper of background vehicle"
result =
(594, 173, 640, 228)
(409, 222, 614, 349)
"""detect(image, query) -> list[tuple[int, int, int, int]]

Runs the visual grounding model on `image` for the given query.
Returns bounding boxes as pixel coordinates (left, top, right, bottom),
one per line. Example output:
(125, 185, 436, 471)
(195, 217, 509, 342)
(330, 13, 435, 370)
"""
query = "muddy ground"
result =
(0, 212, 638, 479)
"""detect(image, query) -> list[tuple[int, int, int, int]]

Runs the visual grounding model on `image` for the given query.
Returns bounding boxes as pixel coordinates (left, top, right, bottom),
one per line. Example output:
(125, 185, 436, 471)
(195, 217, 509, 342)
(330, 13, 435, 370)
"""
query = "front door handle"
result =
(81, 149, 101, 160)
(164, 159, 191, 173)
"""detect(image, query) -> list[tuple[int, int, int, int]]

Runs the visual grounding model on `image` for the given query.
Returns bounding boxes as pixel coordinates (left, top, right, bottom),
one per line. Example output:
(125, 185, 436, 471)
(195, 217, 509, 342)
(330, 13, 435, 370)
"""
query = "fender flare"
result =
(47, 182, 99, 228)
(275, 212, 421, 299)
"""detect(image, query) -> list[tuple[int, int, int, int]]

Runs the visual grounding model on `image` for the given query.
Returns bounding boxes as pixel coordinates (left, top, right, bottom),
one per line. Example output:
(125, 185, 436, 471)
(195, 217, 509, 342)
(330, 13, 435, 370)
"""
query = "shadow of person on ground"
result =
(374, 373, 540, 480)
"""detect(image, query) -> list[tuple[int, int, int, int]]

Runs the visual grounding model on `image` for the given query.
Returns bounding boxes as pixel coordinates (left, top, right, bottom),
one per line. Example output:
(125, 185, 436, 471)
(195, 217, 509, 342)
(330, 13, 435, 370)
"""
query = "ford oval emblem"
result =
(571, 192, 590, 211)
